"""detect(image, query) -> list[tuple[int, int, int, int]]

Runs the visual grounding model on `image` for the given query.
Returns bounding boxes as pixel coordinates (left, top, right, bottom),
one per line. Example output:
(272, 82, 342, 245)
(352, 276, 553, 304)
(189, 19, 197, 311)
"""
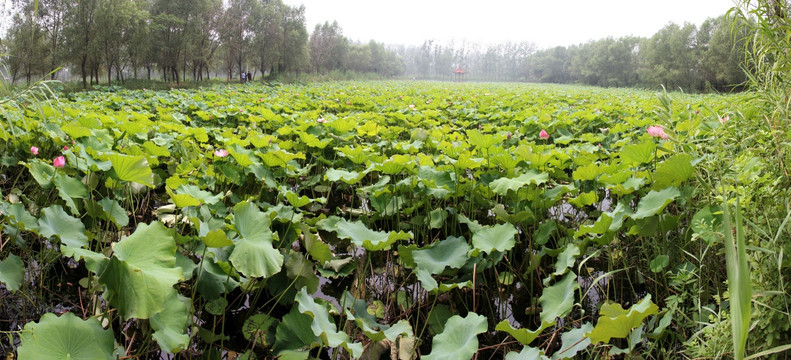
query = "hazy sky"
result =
(282, 0, 737, 48)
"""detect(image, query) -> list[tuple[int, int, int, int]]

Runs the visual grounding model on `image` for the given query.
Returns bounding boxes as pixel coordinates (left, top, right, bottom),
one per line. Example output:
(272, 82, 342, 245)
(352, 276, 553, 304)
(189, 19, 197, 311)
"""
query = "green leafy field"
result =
(0, 81, 744, 358)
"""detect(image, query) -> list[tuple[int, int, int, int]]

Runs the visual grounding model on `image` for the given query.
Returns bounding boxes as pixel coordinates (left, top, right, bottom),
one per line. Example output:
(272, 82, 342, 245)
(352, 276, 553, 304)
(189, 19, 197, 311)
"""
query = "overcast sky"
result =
(282, 0, 738, 48)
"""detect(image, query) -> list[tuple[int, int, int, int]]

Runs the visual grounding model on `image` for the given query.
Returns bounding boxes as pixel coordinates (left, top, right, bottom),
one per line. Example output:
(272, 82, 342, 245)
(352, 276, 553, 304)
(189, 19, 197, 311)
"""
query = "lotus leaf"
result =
(0, 254, 24, 292)
(229, 201, 283, 278)
(423, 313, 487, 360)
(472, 223, 518, 253)
(587, 295, 658, 343)
(17, 312, 117, 360)
(294, 287, 363, 357)
(38, 205, 89, 248)
(98, 222, 182, 319)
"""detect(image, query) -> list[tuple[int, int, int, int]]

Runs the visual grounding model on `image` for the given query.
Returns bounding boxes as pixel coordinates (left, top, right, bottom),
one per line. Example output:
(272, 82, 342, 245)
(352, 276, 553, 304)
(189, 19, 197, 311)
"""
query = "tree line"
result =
(396, 15, 748, 92)
(0, 0, 404, 87)
(1, 0, 748, 92)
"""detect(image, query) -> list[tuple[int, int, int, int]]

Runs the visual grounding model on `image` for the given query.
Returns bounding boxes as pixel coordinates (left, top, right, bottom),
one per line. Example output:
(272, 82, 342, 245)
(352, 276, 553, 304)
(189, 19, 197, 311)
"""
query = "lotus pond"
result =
(0, 81, 743, 358)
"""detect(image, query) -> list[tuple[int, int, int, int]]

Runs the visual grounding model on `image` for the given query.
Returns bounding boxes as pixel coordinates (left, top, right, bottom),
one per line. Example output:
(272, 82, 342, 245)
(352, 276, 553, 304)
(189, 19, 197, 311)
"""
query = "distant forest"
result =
(1, 0, 746, 92)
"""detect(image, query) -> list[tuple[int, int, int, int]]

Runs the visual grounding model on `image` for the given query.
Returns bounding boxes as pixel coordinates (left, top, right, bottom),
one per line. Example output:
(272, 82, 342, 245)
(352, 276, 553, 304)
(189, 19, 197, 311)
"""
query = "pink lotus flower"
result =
(213, 149, 229, 157)
(506, 132, 512, 140)
(409, 104, 415, 109)
(539, 129, 550, 139)
(647, 125, 668, 139)
(63, 146, 69, 151)
(720, 115, 730, 124)
(317, 117, 327, 123)
(53, 156, 66, 168)
(30, 146, 39, 155)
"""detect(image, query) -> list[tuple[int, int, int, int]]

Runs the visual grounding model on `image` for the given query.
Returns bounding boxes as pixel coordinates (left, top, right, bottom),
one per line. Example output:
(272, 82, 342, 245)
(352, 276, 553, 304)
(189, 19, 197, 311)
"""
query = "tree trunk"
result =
(81, 56, 88, 89)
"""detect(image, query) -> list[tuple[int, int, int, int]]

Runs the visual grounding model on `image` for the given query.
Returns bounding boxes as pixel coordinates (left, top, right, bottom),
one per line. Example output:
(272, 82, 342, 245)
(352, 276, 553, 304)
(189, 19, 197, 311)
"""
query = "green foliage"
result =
(423, 313, 488, 360)
(17, 312, 117, 360)
(0, 81, 747, 358)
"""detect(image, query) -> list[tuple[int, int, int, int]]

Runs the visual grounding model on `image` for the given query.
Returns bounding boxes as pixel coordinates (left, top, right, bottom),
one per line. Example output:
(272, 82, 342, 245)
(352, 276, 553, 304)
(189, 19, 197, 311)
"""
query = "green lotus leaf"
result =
(242, 313, 280, 347)
(53, 173, 88, 214)
(540, 271, 578, 324)
(325, 168, 364, 184)
(649, 255, 670, 273)
(572, 163, 601, 181)
(285, 251, 319, 294)
(61, 246, 107, 273)
(229, 201, 283, 278)
(26, 160, 56, 188)
(143, 141, 171, 157)
(652, 153, 694, 190)
(98, 222, 182, 319)
(17, 312, 117, 360)
(341, 292, 414, 342)
(690, 205, 723, 245)
(298, 131, 331, 149)
(38, 205, 89, 248)
(552, 323, 593, 359)
(169, 192, 201, 208)
(301, 224, 333, 264)
(332, 217, 412, 251)
(489, 170, 549, 196)
(619, 141, 655, 165)
(227, 144, 256, 167)
(574, 213, 613, 238)
(335, 145, 369, 164)
(0, 254, 24, 292)
(285, 192, 312, 208)
(453, 153, 484, 171)
(176, 185, 222, 205)
(204, 297, 227, 316)
(457, 214, 484, 232)
(150, 293, 191, 353)
(196, 256, 239, 300)
(61, 122, 92, 139)
(568, 191, 598, 208)
(417, 166, 455, 191)
(533, 221, 557, 246)
(428, 208, 449, 228)
(1, 203, 39, 232)
(472, 223, 518, 254)
(201, 229, 233, 248)
(274, 306, 320, 354)
(295, 287, 363, 358)
(542, 183, 577, 202)
(259, 149, 305, 168)
(632, 187, 680, 219)
(608, 176, 646, 196)
(467, 129, 500, 149)
(587, 295, 658, 343)
(496, 320, 552, 346)
(411, 236, 470, 274)
(108, 153, 155, 188)
(605, 202, 633, 231)
(505, 346, 550, 360)
(554, 244, 580, 276)
(423, 313, 488, 360)
(98, 198, 129, 227)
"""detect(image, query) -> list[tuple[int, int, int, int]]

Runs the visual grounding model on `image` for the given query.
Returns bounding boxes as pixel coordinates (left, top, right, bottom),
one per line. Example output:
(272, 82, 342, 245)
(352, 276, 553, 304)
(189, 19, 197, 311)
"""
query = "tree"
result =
(6, 13, 49, 83)
(63, 0, 99, 87)
(309, 21, 346, 73)
(275, 4, 308, 75)
(637, 23, 698, 91)
(219, 0, 256, 80)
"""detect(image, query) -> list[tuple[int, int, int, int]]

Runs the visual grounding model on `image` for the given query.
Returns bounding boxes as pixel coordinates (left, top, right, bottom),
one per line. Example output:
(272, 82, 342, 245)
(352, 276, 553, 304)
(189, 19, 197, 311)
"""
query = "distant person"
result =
(241, 72, 246, 83)
(247, 72, 252, 82)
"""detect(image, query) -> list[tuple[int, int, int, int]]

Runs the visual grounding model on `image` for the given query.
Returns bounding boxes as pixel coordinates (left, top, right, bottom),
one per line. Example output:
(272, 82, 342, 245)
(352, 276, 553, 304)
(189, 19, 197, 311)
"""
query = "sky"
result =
(282, 0, 738, 49)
